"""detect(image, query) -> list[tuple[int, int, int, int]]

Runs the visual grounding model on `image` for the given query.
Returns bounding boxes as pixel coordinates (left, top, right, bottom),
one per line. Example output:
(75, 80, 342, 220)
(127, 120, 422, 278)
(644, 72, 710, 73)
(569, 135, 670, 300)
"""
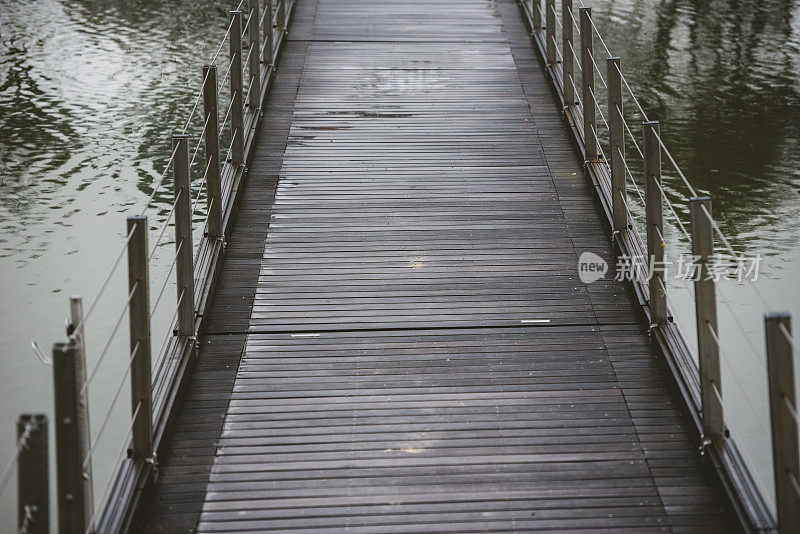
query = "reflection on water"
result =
(589, 0, 800, 507)
(0, 0, 232, 526)
(594, 0, 800, 252)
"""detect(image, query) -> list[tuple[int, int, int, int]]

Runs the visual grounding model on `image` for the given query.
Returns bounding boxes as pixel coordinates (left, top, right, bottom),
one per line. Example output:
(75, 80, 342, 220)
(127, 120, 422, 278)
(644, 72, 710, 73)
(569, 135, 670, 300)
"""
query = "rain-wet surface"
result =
(1, 0, 799, 525)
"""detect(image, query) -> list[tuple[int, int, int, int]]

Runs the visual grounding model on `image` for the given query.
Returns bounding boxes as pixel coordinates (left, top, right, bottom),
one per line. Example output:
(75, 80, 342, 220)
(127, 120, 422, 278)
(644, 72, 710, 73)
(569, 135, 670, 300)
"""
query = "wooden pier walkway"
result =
(136, 0, 733, 531)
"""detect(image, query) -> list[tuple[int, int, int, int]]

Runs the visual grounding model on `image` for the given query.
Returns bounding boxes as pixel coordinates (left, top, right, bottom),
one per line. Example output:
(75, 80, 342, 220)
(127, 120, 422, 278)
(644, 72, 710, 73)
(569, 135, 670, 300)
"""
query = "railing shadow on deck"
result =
(519, 0, 798, 532)
(0, 1, 296, 533)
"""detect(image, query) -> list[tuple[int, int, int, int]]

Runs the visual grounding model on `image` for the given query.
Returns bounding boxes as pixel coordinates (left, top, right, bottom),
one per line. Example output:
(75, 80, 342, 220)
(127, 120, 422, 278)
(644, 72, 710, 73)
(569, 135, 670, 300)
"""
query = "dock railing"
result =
(4, 0, 797, 532)
(520, 0, 797, 532)
(5, 1, 295, 532)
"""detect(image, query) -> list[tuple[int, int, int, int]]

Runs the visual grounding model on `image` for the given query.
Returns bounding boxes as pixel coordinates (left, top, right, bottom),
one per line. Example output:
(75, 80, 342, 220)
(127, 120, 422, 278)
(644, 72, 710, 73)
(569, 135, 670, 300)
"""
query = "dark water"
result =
(0, 0, 233, 525)
(585, 0, 800, 507)
(0, 0, 798, 525)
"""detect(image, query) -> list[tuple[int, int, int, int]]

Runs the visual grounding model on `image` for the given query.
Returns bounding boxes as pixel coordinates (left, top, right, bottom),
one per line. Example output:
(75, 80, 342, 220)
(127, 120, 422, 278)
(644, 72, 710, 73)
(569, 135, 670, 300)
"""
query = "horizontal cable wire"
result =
(80, 281, 138, 399)
(706, 323, 771, 441)
(153, 289, 186, 369)
(85, 401, 141, 534)
(148, 187, 183, 260)
(81, 340, 140, 471)
(150, 238, 184, 319)
(139, 144, 180, 216)
(69, 223, 138, 340)
(618, 106, 645, 159)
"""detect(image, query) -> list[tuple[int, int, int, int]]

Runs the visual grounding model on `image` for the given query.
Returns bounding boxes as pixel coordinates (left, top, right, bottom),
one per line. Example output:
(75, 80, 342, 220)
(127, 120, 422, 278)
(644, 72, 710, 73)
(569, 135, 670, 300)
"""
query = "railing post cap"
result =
(229, 9, 242, 15)
(643, 120, 660, 126)
(19, 413, 46, 426)
(689, 195, 712, 203)
(578, 6, 591, 12)
(171, 132, 189, 140)
(52, 339, 77, 353)
(203, 63, 216, 71)
(765, 312, 792, 322)
(607, 56, 621, 62)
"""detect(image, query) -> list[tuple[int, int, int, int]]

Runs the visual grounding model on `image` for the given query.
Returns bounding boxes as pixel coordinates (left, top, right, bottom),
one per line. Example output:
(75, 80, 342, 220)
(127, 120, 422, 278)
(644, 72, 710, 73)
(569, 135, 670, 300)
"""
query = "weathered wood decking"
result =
(136, 0, 734, 531)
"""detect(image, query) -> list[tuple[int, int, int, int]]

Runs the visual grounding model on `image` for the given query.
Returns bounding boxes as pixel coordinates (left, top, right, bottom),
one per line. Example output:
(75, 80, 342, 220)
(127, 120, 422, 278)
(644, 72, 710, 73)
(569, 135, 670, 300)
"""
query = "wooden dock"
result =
(133, 0, 736, 531)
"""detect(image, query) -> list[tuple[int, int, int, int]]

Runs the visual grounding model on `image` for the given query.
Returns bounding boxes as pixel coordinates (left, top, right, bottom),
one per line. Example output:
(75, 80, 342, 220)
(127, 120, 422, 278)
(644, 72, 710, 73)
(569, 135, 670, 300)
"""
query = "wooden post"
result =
(52, 340, 86, 534)
(17, 414, 48, 534)
(202, 65, 222, 239)
(263, 0, 274, 66)
(545, 0, 556, 67)
(561, 0, 574, 106)
(579, 7, 597, 161)
(229, 10, 244, 166)
(277, 0, 285, 32)
(607, 57, 625, 233)
(248, 0, 261, 113)
(127, 216, 153, 461)
(765, 313, 800, 534)
(689, 196, 723, 444)
(533, 0, 542, 35)
(172, 134, 196, 337)
(65, 296, 92, 521)
(644, 121, 666, 325)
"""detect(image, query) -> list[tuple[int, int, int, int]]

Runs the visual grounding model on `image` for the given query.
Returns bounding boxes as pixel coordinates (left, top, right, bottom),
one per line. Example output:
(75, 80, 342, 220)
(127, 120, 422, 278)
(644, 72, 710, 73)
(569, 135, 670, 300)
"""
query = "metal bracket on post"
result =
(545, 0, 556, 67)
(202, 65, 223, 240)
(172, 134, 196, 338)
(248, 0, 261, 113)
(229, 10, 245, 166)
(17, 414, 49, 534)
(126, 216, 153, 462)
(579, 7, 598, 161)
(644, 121, 666, 326)
(562, 0, 574, 106)
(52, 340, 87, 534)
(607, 57, 625, 235)
(765, 313, 800, 534)
(689, 196, 724, 446)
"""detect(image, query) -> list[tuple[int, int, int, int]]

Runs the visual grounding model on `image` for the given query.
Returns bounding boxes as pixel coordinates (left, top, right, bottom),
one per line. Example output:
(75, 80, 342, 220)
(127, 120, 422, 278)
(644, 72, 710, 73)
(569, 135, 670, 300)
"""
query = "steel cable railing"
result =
(14, 2, 296, 532)
(523, 0, 797, 529)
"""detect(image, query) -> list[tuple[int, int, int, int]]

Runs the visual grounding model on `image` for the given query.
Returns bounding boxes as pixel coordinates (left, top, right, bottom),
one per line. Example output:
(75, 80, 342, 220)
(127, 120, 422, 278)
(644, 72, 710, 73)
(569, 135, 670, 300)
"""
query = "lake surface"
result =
(0, 0, 798, 526)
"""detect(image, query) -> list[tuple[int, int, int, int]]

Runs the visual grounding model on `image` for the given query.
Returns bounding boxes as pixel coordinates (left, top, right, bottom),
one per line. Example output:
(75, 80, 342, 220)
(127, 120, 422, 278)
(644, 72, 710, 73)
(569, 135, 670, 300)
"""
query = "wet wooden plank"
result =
(141, 0, 735, 531)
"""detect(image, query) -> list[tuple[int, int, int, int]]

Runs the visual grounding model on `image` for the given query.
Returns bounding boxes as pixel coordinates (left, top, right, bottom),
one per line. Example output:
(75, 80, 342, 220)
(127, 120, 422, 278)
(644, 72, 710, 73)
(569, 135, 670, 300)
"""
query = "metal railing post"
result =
(579, 7, 597, 160)
(545, 0, 556, 67)
(644, 121, 666, 325)
(202, 65, 222, 239)
(607, 57, 625, 233)
(127, 216, 153, 461)
(229, 10, 244, 166)
(17, 414, 48, 534)
(172, 134, 196, 337)
(263, 0, 274, 66)
(562, 0, 574, 105)
(533, 0, 542, 35)
(65, 296, 92, 521)
(689, 196, 724, 445)
(277, 0, 285, 32)
(765, 313, 800, 534)
(248, 0, 261, 113)
(52, 340, 87, 534)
